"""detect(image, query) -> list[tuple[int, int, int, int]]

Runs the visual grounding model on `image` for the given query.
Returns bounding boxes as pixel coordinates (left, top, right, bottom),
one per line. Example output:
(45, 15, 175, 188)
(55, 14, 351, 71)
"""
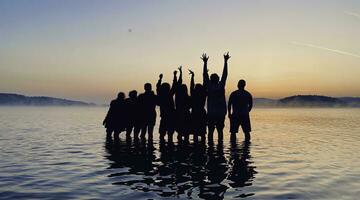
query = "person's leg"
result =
(244, 132, 251, 141)
(140, 125, 147, 139)
(133, 127, 140, 139)
(168, 130, 174, 143)
(208, 125, 215, 140)
(148, 125, 154, 141)
(216, 116, 225, 141)
(193, 132, 199, 143)
(230, 116, 240, 138)
(184, 133, 189, 143)
(177, 131, 182, 142)
(106, 128, 113, 138)
(114, 130, 120, 140)
(159, 118, 166, 141)
(208, 116, 215, 141)
(126, 126, 132, 138)
(240, 114, 251, 141)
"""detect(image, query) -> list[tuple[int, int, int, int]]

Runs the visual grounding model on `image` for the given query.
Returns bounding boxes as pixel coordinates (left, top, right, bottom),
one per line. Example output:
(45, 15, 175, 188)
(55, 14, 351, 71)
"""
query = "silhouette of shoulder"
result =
(230, 90, 252, 99)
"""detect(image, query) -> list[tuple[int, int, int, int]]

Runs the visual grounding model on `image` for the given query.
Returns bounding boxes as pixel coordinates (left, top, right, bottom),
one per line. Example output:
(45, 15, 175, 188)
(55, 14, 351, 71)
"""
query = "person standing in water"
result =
(228, 80, 253, 141)
(137, 83, 157, 140)
(189, 69, 207, 142)
(124, 90, 140, 138)
(202, 52, 230, 141)
(174, 66, 191, 142)
(103, 92, 127, 139)
(156, 72, 177, 142)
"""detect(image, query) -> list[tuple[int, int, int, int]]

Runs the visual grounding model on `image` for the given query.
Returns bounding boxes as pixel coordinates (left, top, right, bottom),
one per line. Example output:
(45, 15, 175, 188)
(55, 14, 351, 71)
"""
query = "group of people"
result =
(103, 52, 253, 142)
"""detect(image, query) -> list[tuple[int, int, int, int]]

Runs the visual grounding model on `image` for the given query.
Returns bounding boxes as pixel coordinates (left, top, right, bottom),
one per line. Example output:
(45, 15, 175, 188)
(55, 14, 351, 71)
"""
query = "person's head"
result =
(144, 83, 152, 92)
(194, 83, 205, 94)
(160, 83, 170, 94)
(117, 92, 125, 100)
(238, 79, 246, 90)
(179, 84, 188, 96)
(129, 90, 137, 99)
(210, 73, 220, 84)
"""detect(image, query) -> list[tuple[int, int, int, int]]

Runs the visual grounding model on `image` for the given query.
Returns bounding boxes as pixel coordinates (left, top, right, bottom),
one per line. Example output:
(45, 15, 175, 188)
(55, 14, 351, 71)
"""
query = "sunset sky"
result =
(1, 0, 359, 104)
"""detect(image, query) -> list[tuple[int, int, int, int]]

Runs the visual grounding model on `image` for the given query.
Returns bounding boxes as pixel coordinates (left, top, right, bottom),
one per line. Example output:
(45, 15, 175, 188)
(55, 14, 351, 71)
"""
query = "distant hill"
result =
(279, 95, 345, 107)
(1, 93, 359, 107)
(253, 98, 278, 107)
(254, 95, 360, 107)
(0, 93, 96, 106)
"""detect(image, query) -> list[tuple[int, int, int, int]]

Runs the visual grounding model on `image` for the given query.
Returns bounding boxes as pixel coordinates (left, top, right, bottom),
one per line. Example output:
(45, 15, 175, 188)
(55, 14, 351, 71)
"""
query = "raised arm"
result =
(156, 73, 163, 95)
(170, 70, 178, 95)
(189, 69, 195, 96)
(178, 66, 183, 85)
(201, 53, 209, 88)
(221, 52, 230, 86)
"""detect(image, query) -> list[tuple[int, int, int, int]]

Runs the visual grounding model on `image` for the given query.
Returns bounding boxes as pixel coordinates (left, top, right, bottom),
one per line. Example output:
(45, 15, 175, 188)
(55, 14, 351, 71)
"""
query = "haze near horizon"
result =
(1, 0, 359, 104)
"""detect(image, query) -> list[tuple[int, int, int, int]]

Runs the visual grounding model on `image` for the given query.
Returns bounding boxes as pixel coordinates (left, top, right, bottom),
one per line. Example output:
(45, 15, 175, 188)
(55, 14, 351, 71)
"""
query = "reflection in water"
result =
(104, 137, 257, 199)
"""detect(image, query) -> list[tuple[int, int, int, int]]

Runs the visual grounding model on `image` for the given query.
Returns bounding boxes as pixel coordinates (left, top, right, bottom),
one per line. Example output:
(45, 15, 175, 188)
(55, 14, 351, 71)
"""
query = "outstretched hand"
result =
(201, 53, 209, 63)
(224, 52, 231, 61)
(159, 73, 163, 79)
(188, 69, 194, 76)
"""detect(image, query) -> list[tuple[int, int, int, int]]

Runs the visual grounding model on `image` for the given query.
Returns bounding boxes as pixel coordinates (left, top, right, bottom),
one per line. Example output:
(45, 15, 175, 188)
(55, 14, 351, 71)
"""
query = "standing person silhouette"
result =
(228, 80, 253, 141)
(202, 52, 230, 141)
(189, 69, 207, 142)
(156, 72, 176, 142)
(103, 92, 127, 139)
(174, 66, 191, 142)
(124, 90, 140, 138)
(137, 83, 157, 140)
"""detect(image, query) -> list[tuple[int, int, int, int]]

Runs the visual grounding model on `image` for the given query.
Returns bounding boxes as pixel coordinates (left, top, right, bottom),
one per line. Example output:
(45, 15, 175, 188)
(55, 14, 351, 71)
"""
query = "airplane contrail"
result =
(344, 11, 360, 19)
(292, 41, 360, 59)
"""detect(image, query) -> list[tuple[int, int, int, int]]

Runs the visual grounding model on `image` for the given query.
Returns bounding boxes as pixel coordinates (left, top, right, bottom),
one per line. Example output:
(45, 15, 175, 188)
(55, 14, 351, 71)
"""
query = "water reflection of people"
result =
(104, 137, 257, 199)
(104, 137, 157, 188)
(228, 136, 257, 197)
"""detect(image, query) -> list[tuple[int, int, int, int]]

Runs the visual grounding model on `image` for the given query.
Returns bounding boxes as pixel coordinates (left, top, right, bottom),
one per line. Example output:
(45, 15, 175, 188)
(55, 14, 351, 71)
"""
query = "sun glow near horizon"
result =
(0, 0, 359, 104)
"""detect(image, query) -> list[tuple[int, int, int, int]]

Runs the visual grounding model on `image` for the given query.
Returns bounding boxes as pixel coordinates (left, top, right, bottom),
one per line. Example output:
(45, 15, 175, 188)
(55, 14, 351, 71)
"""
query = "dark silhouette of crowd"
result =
(103, 52, 253, 142)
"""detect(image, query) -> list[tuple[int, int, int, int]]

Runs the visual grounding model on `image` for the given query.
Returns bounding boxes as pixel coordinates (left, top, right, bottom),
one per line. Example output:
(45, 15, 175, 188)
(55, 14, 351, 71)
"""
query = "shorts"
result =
(230, 114, 251, 133)
(207, 114, 225, 129)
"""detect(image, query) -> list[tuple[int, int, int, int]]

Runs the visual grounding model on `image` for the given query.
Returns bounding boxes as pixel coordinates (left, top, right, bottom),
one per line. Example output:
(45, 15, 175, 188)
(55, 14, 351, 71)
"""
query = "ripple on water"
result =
(0, 107, 360, 199)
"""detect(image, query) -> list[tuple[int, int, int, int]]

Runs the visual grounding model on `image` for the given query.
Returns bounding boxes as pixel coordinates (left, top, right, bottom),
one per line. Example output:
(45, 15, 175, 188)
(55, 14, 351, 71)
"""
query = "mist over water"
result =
(0, 107, 359, 199)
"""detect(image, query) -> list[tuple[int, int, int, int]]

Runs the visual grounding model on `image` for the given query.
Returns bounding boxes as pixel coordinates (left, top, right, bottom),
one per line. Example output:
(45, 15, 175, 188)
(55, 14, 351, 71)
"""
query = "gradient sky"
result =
(1, 0, 359, 104)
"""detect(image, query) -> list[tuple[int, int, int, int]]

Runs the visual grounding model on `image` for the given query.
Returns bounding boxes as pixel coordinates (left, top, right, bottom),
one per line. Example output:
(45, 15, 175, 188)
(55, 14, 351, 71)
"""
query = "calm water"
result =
(0, 107, 359, 200)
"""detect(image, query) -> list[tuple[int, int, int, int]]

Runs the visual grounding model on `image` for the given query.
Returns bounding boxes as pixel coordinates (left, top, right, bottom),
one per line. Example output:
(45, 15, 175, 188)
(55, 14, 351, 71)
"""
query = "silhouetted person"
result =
(138, 83, 157, 140)
(189, 69, 207, 142)
(125, 90, 140, 138)
(202, 52, 230, 140)
(103, 92, 127, 138)
(156, 72, 176, 142)
(228, 80, 253, 141)
(174, 66, 191, 142)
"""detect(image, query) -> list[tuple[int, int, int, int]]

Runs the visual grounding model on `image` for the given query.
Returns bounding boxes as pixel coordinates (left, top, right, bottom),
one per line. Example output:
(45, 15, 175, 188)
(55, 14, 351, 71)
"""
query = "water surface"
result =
(0, 107, 359, 199)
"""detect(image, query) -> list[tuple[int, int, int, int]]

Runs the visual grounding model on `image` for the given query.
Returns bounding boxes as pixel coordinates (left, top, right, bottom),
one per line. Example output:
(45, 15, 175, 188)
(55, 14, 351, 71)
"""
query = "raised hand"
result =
(224, 51, 231, 61)
(159, 73, 163, 79)
(173, 70, 177, 76)
(188, 69, 194, 76)
(178, 66, 182, 73)
(201, 53, 209, 63)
